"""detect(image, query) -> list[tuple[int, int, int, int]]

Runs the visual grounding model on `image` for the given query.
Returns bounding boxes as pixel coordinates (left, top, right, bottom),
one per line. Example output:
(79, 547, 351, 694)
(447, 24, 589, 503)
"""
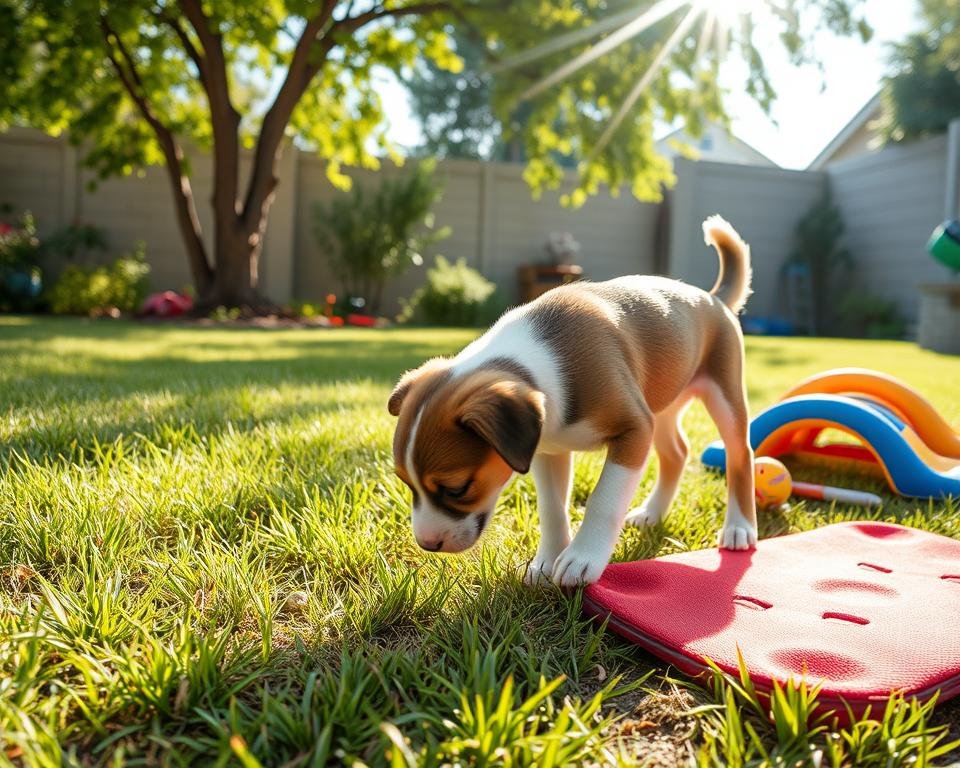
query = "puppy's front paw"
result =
(718, 523, 758, 550)
(551, 543, 610, 588)
(523, 551, 557, 586)
(624, 502, 662, 529)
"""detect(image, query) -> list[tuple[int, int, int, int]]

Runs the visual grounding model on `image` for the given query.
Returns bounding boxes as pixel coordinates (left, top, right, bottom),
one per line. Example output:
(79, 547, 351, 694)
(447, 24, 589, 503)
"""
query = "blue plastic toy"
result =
(702, 369, 960, 500)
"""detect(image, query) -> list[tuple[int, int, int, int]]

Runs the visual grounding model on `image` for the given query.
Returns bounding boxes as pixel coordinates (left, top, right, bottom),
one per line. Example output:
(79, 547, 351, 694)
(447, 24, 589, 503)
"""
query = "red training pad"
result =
(583, 522, 960, 719)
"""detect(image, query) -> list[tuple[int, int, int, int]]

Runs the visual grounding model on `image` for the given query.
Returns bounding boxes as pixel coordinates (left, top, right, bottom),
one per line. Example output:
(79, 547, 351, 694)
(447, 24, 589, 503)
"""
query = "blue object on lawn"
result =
(3, 270, 42, 298)
(740, 316, 795, 336)
(701, 394, 960, 500)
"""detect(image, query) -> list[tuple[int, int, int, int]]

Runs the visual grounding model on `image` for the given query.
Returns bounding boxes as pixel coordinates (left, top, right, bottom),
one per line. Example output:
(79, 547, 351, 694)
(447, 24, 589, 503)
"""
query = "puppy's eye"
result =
(441, 481, 471, 500)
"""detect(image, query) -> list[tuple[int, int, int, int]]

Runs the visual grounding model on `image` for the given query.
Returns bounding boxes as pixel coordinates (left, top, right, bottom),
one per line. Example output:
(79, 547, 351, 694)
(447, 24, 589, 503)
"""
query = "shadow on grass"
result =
(0, 320, 473, 460)
(297, 562, 647, 698)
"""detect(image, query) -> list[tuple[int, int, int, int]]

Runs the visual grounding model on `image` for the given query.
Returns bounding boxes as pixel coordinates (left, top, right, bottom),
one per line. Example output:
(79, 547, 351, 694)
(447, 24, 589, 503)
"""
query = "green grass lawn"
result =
(2, 317, 960, 767)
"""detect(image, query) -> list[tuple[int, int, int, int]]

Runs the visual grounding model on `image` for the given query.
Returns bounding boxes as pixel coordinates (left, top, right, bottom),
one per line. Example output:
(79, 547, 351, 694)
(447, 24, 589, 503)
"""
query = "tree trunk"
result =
(164, 154, 214, 299)
(126, 1, 453, 318)
(193, 200, 281, 314)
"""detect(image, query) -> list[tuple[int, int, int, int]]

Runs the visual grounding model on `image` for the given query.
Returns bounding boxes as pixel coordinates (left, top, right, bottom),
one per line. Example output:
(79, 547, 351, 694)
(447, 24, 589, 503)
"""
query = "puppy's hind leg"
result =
(625, 397, 691, 529)
(524, 452, 573, 586)
(700, 372, 756, 550)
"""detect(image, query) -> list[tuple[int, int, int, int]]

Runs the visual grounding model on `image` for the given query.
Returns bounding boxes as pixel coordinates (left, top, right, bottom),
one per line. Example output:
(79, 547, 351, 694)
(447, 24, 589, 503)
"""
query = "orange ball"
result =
(754, 457, 792, 508)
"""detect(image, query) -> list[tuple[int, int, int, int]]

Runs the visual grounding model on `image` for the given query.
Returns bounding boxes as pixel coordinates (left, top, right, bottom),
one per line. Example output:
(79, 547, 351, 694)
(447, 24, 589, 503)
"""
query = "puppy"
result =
(388, 215, 756, 587)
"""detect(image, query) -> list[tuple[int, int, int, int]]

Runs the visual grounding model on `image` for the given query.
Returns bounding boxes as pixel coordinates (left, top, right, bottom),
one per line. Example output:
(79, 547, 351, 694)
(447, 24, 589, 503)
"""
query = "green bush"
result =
(42, 221, 109, 265)
(286, 300, 319, 319)
(312, 162, 449, 315)
(208, 305, 242, 322)
(48, 245, 150, 315)
(786, 186, 854, 335)
(402, 256, 504, 326)
(839, 295, 907, 339)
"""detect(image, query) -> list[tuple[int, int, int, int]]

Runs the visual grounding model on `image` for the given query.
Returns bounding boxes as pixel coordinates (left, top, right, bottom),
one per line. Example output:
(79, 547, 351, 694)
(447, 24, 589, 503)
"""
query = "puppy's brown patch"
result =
(390, 357, 452, 490)
(411, 369, 543, 515)
(390, 363, 544, 517)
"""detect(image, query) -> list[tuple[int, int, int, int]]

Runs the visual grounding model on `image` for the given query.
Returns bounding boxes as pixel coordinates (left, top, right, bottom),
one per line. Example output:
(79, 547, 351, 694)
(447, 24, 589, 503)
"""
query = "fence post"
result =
(61, 139, 78, 226)
(946, 117, 960, 220)
(477, 162, 496, 274)
(667, 157, 696, 282)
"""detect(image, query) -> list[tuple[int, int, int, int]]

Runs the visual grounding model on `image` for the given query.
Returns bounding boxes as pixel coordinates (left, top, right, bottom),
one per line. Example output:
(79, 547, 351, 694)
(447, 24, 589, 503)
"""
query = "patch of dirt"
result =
(592, 670, 701, 767)
(932, 697, 960, 765)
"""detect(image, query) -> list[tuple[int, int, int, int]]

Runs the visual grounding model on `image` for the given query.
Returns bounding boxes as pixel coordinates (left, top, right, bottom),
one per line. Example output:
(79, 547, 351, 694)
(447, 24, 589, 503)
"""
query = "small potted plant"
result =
(544, 231, 581, 266)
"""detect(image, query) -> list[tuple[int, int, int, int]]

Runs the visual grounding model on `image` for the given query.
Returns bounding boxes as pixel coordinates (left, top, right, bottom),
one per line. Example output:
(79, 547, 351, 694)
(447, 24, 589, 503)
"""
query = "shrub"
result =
(285, 300, 319, 319)
(48, 245, 150, 315)
(208, 305, 242, 322)
(402, 256, 504, 326)
(312, 162, 449, 315)
(786, 186, 854, 335)
(839, 295, 907, 339)
(43, 221, 109, 265)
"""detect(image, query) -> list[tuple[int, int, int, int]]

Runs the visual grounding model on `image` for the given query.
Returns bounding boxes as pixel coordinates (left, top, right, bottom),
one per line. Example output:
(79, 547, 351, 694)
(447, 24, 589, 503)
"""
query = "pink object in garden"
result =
(140, 290, 193, 317)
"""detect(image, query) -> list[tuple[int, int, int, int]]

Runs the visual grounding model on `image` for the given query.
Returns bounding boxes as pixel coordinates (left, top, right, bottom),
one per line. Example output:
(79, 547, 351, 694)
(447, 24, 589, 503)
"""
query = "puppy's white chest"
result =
(538, 419, 603, 455)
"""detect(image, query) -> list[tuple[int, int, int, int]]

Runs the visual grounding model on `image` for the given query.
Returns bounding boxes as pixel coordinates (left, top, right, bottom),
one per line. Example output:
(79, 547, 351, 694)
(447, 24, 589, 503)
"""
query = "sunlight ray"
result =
(694, 10, 716, 67)
(714, 14, 730, 62)
(589, 6, 703, 158)
(696, 0, 768, 26)
(493, 6, 655, 73)
(520, 0, 689, 102)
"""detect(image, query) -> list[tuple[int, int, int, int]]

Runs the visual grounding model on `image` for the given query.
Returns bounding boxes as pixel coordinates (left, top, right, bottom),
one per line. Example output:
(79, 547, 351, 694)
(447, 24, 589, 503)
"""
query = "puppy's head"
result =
(389, 360, 544, 553)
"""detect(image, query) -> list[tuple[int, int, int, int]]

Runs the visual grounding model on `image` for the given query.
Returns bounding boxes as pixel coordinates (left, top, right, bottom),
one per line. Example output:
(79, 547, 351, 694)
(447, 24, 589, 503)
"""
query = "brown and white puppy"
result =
(389, 215, 756, 587)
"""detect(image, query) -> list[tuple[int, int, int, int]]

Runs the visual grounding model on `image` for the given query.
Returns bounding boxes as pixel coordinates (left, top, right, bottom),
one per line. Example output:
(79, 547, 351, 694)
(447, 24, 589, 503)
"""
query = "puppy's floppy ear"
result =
(388, 358, 449, 416)
(388, 376, 414, 417)
(459, 381, 545, 473)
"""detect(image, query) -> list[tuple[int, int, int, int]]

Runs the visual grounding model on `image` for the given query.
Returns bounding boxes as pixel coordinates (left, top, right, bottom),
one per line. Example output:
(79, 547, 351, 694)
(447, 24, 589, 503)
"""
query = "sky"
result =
(374, 0, 922, 169)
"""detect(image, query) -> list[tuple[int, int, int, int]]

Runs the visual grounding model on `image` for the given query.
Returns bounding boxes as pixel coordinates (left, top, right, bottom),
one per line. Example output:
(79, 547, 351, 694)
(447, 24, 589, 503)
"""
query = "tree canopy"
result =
(3, 1, 873, 199)
(404, 27, 501, 160)
(880, 0, 960, 143)
(473, 0, 870, 204)
(0, 0, 872, 308)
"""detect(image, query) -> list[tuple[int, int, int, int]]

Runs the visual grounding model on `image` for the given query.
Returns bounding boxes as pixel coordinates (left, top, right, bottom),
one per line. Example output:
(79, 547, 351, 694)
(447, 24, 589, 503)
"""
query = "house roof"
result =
(655, 122, 778, 167)
(807, 91, 883, 170)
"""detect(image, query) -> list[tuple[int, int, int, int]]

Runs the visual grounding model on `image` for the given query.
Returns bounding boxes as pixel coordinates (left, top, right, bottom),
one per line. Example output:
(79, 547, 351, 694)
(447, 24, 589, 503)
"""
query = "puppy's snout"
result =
(417, 536, 445, 552)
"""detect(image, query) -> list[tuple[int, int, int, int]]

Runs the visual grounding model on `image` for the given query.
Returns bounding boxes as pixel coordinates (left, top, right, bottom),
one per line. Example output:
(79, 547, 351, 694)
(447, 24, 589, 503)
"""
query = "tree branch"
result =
(155, 7, 208, 89)
(177, 0, 237, 120)
(241, 0, 338, 227)
(99, 16, 173, 154)
(176, 0, 242, 237)
(99, 13, 213, 291)
(335, 2, 453, 35)
(242, 0, 453, 227)
(104, 20, 146, 90)
(176, 0, 227, 74)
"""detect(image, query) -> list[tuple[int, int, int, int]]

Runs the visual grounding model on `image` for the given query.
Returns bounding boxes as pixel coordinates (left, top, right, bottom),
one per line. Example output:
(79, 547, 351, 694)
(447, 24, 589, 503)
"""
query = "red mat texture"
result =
(583, 522, 960, 719)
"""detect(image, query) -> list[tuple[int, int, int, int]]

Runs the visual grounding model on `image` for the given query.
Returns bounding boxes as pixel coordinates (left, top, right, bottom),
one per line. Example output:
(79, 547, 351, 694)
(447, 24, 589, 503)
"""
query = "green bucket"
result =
(927, 220, 960, 272)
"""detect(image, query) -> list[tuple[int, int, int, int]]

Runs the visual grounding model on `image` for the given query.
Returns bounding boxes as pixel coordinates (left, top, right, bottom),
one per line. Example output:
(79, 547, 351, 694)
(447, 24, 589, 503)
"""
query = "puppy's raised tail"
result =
(703, 215, 752, 314)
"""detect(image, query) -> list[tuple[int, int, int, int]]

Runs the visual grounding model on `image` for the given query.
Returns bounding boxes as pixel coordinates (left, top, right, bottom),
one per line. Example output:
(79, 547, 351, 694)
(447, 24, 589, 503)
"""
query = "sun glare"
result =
(500, 0, 775, 156)
(697, 0, 767, 26)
